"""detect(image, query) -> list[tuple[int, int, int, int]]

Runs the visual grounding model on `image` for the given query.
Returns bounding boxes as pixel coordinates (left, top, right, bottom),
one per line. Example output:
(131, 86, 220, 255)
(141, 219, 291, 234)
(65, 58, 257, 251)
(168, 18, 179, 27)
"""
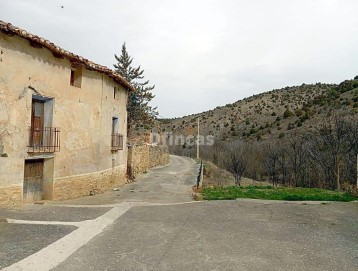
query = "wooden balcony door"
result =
(31, 100, 44, 146)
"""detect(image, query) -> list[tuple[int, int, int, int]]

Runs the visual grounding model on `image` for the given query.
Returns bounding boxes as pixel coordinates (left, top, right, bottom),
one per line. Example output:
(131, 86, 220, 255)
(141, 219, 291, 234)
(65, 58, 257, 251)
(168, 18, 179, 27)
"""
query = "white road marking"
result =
(3, 202, 132, 271)
(5, 219, 82, 227)
(3, 201, 200, 271)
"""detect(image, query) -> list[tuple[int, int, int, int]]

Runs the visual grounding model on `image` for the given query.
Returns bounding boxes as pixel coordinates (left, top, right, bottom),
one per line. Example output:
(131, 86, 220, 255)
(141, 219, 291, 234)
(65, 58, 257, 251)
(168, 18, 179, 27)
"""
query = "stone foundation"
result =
(53, 166, 126, 201)
(0, 185, 22, 207)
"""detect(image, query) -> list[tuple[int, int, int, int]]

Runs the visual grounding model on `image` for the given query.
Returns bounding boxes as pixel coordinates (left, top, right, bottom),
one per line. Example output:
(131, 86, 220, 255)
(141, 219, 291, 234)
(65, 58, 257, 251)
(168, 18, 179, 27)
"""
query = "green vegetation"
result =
(202, 186, 357, 202)
(283, 108, 294, 118)
(114, 43, 157, 133)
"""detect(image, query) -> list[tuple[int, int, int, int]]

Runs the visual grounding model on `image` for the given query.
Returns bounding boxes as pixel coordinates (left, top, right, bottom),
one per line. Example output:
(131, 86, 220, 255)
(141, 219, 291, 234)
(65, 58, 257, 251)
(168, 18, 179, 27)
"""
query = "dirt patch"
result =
(203, 161, 271, 187)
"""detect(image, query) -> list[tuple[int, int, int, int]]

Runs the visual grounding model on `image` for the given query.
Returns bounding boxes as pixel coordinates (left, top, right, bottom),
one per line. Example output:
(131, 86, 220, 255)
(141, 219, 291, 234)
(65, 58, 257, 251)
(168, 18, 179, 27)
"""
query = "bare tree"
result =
(307, 115, 358, 190)
(284, 136, 308, 186)
(263, 143, 280, 187)
(224, 141, 248, 186)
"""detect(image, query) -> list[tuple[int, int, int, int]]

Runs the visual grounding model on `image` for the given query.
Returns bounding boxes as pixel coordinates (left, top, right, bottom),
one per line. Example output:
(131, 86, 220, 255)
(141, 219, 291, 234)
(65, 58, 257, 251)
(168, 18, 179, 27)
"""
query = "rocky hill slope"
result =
(159, 78, 358, 142)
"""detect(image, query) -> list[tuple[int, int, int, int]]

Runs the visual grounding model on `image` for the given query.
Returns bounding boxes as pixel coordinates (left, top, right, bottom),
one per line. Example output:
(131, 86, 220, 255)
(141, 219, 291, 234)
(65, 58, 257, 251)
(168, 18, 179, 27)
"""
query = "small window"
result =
(112, 117, 119, 134)
(70, 67, 82, 88)
(70, 70, 75, 86)
(111, 117, 123, 151)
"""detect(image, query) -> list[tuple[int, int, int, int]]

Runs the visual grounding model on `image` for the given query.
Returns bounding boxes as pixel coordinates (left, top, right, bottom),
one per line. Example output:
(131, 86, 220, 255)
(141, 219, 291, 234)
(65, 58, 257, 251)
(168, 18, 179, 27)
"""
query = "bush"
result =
(283, 108, 293, 118)
(337, 80, 356, 94)
(295, 109, 303, 117)
(342, 101, 351, 106)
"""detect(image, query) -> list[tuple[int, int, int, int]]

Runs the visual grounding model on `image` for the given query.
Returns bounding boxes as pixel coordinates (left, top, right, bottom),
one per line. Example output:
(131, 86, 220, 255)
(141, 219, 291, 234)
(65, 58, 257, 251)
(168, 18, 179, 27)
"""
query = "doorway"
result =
(23, 159, 44, 203)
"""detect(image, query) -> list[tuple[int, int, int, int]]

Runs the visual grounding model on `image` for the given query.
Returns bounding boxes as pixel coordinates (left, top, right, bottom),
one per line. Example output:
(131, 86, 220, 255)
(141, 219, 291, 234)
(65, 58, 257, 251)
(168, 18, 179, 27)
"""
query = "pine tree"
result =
(114, 43, 158, 135)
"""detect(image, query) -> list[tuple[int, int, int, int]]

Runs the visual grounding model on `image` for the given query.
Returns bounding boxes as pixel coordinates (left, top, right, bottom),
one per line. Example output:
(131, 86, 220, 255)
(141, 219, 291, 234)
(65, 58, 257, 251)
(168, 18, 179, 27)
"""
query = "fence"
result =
(28, 127, 60, 153)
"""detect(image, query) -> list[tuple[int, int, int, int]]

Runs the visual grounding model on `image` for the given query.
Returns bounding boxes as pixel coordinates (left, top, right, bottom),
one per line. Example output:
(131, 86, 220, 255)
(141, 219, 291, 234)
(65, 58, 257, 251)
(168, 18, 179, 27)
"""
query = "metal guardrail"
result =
(196, 160, 203, 189)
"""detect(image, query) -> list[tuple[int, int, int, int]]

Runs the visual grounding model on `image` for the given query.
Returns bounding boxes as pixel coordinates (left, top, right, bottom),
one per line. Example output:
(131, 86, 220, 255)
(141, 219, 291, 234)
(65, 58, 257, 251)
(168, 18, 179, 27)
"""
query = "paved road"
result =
(0, 155, 197, 270)
(53, 155, 196, 206)
(1, 155, 357, 271)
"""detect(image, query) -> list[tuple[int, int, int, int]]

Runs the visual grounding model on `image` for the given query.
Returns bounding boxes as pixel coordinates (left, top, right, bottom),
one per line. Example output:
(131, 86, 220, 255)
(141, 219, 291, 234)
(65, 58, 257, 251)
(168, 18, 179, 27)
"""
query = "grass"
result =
(202, 186, 357, 202)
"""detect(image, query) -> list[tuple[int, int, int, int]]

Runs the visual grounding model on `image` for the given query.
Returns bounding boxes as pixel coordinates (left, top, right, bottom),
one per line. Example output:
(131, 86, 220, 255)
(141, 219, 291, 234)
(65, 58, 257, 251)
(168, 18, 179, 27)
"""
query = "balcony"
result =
(111, 133, 123, 151)
(28, 127, 60, 153)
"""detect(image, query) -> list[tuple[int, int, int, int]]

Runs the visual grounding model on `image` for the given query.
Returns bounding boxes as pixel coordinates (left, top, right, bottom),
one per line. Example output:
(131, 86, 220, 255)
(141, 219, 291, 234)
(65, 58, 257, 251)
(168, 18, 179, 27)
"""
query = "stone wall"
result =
(127, 144, 149, 179)
(0, 185, 22, 207)
(127, 144, 170, 179)
(53, 166, 126, 201)
(149, 145, 170, 168)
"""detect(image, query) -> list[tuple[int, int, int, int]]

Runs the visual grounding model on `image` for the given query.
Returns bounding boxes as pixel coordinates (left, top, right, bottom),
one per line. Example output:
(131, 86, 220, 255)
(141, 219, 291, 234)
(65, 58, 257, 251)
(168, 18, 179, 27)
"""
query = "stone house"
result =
(0, 21, 134, 206)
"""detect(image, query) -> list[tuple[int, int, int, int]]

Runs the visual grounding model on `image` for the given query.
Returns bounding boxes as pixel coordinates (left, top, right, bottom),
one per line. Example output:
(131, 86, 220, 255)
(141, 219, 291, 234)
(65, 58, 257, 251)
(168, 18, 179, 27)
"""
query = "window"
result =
(111, 117, 123, 151)
(70, 70, 75, 86)
(112, 117, 119, 134)
(70, 67, 82, 88)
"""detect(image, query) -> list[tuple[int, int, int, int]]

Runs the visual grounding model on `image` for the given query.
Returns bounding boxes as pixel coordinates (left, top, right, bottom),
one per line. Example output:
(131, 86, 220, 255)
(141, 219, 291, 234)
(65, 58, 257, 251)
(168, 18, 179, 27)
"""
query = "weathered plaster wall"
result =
(127, 144, 170, 179)
(0, 185, 22, 207)
(0, 32, 128, 205)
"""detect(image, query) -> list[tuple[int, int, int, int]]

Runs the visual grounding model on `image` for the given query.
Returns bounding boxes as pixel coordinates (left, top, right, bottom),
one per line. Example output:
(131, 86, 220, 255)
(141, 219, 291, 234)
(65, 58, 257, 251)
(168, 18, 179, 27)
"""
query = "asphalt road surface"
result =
(0, 155, 357, 271)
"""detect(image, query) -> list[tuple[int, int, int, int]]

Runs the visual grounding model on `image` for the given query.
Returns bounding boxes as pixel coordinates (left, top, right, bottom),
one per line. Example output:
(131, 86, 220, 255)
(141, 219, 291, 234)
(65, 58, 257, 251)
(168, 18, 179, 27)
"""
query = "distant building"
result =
(0, 20, 133, 206)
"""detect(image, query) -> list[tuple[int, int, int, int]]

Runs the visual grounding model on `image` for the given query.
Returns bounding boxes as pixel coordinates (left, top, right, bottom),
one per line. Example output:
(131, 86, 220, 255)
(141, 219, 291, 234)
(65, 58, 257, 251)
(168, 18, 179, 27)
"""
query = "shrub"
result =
(283, 108, 294, 118)
(295, 109, 303, 117)
(337, 80, 355, 94)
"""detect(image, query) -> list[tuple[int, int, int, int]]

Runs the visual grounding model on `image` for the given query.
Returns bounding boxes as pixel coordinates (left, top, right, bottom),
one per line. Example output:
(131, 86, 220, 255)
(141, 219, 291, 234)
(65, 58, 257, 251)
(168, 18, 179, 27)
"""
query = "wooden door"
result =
(23, 159, 44, 203)
(31, 100, 44, 146)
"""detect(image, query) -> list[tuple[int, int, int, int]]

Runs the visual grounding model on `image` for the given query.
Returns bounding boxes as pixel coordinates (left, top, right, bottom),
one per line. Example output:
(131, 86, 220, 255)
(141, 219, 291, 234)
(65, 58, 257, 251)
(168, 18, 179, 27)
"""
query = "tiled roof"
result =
(0, 20, 134, 92)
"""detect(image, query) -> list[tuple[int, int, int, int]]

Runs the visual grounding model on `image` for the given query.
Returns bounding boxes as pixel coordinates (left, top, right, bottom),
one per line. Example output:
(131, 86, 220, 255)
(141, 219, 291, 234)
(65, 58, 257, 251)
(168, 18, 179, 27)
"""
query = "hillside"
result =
(159, 78, 358, 142)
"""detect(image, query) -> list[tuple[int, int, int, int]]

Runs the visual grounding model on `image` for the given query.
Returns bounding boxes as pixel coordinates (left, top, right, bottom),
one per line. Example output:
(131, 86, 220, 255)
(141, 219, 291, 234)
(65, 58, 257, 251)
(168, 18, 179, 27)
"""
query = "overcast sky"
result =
(1, 0, 357, 118)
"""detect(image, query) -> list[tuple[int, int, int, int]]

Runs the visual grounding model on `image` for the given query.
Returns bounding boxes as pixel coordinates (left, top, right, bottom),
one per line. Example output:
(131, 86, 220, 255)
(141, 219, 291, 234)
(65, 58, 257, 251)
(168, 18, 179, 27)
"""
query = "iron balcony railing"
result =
(28, 127, 60, 153)
(111, 133, 124, 151)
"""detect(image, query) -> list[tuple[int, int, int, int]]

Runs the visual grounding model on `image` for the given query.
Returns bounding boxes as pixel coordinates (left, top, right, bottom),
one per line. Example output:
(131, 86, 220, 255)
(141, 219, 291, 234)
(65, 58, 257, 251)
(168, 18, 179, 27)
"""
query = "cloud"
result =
(0, 0, 357, 118)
